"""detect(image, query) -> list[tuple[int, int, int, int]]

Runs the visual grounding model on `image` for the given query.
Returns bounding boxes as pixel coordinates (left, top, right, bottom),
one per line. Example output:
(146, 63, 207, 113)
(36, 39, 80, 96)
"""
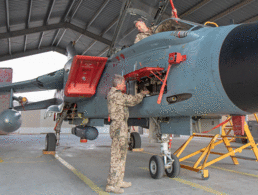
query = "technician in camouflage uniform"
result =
(134, 8, 178, 44)
(106, 75, 149, 194)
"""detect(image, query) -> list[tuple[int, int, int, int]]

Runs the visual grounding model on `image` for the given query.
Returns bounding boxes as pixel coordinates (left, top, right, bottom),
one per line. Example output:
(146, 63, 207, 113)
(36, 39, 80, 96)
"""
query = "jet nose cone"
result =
(0, 109, 22, 133)
(219, 22, 258, 113)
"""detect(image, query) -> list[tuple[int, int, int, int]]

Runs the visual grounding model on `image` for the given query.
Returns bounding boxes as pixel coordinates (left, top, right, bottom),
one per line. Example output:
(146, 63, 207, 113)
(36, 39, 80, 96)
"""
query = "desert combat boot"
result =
(118, 181, 132, 188)
(105, 185, 124, 194)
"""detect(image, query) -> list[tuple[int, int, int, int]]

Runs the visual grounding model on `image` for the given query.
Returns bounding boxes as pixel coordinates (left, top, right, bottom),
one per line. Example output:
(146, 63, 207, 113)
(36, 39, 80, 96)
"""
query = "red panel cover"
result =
(232, 116, 245, 135)
(64, 55, 108, 97)
(124, 67, 164, 81)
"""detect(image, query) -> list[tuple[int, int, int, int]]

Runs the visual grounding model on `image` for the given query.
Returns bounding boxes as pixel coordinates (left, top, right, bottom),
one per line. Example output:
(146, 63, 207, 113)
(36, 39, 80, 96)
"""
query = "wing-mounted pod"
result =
(0, 88, 64, 133)
(0, 69, 25, 133)
(71, 125, 99, 140)
(0, 109, 22, 133)
(0, 90, 26, 133)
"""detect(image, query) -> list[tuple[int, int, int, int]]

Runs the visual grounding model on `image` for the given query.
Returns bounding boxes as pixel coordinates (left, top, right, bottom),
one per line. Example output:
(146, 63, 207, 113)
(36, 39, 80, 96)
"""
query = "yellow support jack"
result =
(174, 115, 258, 180)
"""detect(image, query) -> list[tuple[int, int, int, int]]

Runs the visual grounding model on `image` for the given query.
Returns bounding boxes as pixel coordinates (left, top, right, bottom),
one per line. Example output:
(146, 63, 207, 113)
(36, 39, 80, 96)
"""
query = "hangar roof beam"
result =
(242, 14, 258, 23)
(107, 0, 132, 57)
(68, 23, 112, 45)
(154, 0, 170, 24)
(63, 0, 77, 22)
(52, 29, 61, 46)
(56, 29, 67, 47)
(179, 0, 212, 19)
(98, 46, 109, 57)
(76, 0, 111, 44)
(120, 26, 136, 42)
(202, 0, 255, 23)
(52, 0, 76, 46)
(0, 23, 112, 46)
(5, 0, 10, 32)
(38, 34, 43, 49)
(24, 0, 33, 52)
(5, 0, 11, 55)
(87, 0, 110, 28)
(0, 23, 63, 39)
(38, 0, 56, 49)
(69, 0, 83, 22)
(45, 0, 56, 25)
(26, 0, 33, 28)
(81, 17, 119, 55)
(56, 0, 83, 46)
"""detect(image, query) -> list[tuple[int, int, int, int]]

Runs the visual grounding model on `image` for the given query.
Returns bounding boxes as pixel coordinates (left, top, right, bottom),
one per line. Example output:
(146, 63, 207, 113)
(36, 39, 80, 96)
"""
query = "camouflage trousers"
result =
(107, 120, 128, 187)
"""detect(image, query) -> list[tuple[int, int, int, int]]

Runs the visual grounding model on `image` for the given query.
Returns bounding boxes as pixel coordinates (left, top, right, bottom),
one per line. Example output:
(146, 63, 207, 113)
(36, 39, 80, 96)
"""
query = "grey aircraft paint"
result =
(1, 19, 258, 135)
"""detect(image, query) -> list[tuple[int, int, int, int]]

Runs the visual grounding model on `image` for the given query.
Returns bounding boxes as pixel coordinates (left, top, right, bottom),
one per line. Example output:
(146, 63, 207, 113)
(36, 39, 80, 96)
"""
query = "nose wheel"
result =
(149, 134, 180, 179)
(45, 133, 56, 151)
(165, 154, 180, 178)
(149, 155, 164, 179)
(149, 154, 180, 179)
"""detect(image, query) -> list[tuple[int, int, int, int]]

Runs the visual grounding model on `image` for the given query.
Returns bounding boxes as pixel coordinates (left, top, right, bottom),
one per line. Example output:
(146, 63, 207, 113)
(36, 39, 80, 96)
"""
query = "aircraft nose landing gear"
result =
(149, 134, 180, 179)
(149, 155, 164, 179)
(164, 154, 180, 178)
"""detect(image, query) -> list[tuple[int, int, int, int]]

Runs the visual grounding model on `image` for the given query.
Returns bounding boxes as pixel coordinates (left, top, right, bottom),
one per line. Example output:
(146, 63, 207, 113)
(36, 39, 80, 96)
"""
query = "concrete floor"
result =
(0, 133, 258, 195)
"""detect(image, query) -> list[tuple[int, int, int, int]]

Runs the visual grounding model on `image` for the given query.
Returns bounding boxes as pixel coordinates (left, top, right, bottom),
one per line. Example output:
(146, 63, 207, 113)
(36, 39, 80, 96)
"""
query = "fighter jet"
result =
(1, 12, 258, 180)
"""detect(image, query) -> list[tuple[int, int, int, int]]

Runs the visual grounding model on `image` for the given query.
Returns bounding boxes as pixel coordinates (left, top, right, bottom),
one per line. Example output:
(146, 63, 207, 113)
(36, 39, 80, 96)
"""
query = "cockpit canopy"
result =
(154, 18, 205, 33)
(108, 0, 208, 57)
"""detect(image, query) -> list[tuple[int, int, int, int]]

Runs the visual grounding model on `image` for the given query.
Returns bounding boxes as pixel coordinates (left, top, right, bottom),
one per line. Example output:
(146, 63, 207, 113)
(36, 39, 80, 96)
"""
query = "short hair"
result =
(113, 74, 125, 87)
(134, 18, 145, 25)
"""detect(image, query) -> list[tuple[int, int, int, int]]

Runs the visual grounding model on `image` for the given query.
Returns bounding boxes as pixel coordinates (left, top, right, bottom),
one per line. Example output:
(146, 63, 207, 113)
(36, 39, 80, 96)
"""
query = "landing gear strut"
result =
(149, 134, 180, 179)
(54, 109, 68, 146)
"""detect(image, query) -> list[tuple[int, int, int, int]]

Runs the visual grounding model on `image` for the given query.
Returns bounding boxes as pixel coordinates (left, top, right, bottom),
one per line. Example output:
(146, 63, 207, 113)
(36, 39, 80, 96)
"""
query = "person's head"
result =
(113, 74, 126, 91)
(134, 19, 149, 33)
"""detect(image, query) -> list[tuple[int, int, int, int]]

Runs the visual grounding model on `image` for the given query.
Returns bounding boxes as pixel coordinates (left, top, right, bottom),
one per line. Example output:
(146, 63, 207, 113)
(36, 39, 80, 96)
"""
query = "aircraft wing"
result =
(0, 69, 64, 95)
(13, 98, 63, 111)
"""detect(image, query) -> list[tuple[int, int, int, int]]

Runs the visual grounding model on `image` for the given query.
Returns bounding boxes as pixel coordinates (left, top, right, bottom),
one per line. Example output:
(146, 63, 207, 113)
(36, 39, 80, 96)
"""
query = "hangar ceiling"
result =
(0, 0, 257, 62)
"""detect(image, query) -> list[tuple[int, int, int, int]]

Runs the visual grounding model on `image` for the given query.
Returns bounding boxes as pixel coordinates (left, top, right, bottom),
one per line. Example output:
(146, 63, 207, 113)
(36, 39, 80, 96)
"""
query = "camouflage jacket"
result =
(134, 26, 156, 44)
(107, 87, 145, 121)
(134, 22, 174, 44)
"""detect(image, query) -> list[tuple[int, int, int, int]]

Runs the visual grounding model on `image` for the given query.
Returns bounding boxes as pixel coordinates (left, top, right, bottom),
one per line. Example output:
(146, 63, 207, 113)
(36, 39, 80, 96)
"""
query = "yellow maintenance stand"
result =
(174, 114, 258, 179)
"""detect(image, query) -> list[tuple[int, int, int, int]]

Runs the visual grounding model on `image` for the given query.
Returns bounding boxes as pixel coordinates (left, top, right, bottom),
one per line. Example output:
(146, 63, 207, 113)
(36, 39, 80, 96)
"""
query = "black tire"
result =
(165, 154, 180, 178)
(129, 132, 141, 150)
(149, 155, 164, 179)
(45, 133, 56, 151)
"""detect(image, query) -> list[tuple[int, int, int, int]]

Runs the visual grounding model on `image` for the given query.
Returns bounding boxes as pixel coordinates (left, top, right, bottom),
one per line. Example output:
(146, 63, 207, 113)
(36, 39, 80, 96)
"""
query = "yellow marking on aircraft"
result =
(55, 154, 109, 195)
(139, 167, 227, 195)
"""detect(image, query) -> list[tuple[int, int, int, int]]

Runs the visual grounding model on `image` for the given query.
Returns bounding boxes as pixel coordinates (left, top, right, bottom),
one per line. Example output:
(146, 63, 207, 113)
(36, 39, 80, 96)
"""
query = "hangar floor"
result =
(0, 133, 258, 195)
